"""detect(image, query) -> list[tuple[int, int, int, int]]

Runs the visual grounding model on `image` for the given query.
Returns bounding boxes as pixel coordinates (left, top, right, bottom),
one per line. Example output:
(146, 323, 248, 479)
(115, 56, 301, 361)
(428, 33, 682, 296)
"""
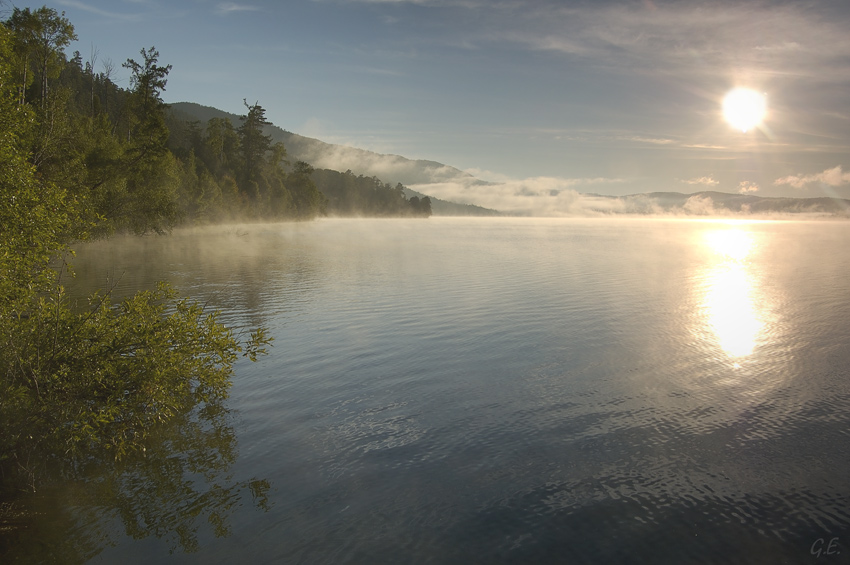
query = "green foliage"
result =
(0, 280, 271, 494)
(0, 24, 71, 300)
(5, 6, 76, 107)
(0, 17, 272, 499)
(0, 3, 437, 517)
(238, 99, 273, 193)
(2, 10, 179, 236)
(165, 106, 331, 221)
(311, 168, 432, 217)
(123, 46, 171, 153)
(288, 160, 327, 218)
(4, 6, 430, 230)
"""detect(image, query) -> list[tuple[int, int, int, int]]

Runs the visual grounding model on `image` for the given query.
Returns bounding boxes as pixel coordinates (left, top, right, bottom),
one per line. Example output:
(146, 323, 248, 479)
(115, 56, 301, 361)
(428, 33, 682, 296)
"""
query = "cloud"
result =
(619, 136, 675, 145)
(407, 177, 775, 217)
(216, 2, 261, 15)
(775, 166, 850, 189)
(682, 144, 727, 150)
(290, 140, 475, 185)
(738, 181, 759, 194)
(682, 194, 716, 216)
(407, 175, 629, 216)
(340, 0, 850, 84)
(463, 167, 515, 183)
(682, 176, 719, 186)
(481, 2, 850, 85)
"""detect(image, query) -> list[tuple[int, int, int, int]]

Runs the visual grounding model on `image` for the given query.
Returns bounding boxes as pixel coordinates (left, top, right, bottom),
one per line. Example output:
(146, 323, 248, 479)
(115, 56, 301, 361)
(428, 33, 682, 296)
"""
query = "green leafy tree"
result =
(2, 282, 270, 491)
(4, 6, 76, 108)
(0, 23, 271, 497)
(287, 161, 327, 218)
(117, 46, 178, 233)
(237, 99, 272, 198)
(203, 116, 240, 176)
(4, 7, 78, 191)
(0, 24, 71, 303)
(122, 46, 171, 151)
(4, 8, 38, 105)
(309, 169, 428, 217)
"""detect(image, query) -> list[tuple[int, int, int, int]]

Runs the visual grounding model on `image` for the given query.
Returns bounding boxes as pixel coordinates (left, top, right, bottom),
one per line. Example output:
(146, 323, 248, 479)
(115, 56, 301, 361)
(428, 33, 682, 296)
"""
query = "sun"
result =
(722, 88, 767, 132)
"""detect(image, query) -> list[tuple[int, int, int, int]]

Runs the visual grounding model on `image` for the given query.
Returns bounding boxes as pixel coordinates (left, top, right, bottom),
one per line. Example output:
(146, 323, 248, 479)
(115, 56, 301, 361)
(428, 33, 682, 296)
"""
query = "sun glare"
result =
(706, 264, 760, 357)
(705, 229, 753, 261)
(722, 88, 767, 132)
(702, 229, 761, 358)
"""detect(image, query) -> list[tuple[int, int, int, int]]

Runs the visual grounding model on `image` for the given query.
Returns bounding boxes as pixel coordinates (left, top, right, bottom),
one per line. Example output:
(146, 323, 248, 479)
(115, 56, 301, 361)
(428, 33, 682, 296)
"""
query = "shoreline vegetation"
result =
(2, 0, 848, 545)
(0, 0, 434, 521)
(0, 4, 290, 510)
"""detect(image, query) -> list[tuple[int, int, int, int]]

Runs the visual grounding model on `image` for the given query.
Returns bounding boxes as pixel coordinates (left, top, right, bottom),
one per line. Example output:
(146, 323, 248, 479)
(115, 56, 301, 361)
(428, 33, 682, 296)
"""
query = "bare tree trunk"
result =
(39, 53, 48, 110)
(101, 58, 115, 120)
(89, 44, 99, 117)
(20, 58, 27, 106)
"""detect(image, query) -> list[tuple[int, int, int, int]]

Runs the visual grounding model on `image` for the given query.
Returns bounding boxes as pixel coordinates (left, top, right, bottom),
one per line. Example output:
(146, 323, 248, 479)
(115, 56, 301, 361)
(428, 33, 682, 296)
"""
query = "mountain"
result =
(170, 103, 850, 218)
(611, 191, 850, 215)
(170, 102, 499, 216)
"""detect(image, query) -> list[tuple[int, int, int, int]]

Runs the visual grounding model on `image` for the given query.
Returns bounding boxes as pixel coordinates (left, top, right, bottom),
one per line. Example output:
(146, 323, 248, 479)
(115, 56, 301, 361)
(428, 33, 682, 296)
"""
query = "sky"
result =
(7, 0, 850, 210)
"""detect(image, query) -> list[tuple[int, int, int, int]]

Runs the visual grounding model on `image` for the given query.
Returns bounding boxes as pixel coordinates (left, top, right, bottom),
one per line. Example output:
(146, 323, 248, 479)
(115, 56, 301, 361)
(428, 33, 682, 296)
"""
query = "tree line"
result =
(0, 6, 279, 501)
(4, 5, 430, 233)
(166, 111, 432, 220)
(0, 3, 433, 503)
(312, 168, 431, 217)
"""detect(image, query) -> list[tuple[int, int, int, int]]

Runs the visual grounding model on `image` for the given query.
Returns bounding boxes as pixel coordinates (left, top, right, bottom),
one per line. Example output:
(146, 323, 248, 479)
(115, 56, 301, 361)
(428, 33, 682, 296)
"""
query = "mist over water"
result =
(48, 218, 850, 563)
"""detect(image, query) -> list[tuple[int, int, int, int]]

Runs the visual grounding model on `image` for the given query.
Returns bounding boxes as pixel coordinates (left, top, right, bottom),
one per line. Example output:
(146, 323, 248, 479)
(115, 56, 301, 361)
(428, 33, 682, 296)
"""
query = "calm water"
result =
(8, 218, 850, 563)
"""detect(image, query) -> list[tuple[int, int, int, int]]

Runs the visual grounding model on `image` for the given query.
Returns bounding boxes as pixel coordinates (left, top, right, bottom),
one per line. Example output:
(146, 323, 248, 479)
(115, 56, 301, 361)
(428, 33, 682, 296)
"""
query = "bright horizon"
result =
(10, 0, 850, 211)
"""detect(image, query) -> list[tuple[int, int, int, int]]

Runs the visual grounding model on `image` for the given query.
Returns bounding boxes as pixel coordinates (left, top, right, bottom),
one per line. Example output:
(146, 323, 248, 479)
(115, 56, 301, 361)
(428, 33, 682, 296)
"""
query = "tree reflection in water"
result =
(1, 401, 271, 562)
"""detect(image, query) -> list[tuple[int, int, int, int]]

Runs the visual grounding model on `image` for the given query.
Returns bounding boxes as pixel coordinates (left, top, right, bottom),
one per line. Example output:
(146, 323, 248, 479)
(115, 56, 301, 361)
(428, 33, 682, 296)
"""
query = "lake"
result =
(7, 217, 850, 563)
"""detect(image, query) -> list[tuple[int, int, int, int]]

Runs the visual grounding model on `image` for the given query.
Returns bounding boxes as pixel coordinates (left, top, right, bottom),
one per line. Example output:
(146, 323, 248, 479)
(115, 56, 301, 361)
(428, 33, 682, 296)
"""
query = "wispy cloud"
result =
(286, 138, 629, 214)
(775, 166, 850, 189)
(682, 194, 716, 216)
(409, 175, 627, 216)
(216, 2, 261, 15)
(738, 181, 759, 194)
(480, 2, 850, 85)
(683, 144, 727, 150)
(620, 136, 675, 145)
(340, 0, 850, 82)
(463, 167, 514, 183)
(681, 176, 719, 186)
(408, 177, 783, 217)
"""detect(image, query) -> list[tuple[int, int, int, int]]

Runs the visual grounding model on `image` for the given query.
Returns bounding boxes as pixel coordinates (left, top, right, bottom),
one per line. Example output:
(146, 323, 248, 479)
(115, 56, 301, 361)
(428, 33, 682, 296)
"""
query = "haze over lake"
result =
(5, 0, 850, 562)
(18, 217, 840, 563)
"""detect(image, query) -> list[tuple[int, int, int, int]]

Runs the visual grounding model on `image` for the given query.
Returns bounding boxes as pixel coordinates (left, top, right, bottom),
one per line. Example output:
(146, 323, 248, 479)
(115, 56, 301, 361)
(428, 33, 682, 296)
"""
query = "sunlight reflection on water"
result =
(32, 218, 850, 564)
(702, 228, 763, 359)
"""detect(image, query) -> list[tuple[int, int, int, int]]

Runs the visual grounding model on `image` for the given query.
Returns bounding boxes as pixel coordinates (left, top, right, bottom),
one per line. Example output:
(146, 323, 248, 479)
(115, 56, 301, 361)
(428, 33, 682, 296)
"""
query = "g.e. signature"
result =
(811, 537, 840, 558)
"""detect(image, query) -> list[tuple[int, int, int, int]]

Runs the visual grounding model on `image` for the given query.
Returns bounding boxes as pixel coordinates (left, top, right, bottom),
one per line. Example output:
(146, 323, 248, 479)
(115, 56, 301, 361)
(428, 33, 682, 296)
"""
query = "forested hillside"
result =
(172, 102, 502, 216)
(311, 168, 431, 217)
(167, 107, 433, 221)
(3, 6, 430, 232)
(0, 6, 273, 499)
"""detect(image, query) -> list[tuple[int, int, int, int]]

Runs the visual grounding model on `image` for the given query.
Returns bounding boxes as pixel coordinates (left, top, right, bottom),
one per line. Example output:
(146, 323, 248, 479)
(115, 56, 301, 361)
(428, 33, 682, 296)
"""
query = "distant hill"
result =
(170, 102, 500, 216)
(612, 191, 850, 215)
(401, 187, 501, 217)
(170, 102, 850, 218)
